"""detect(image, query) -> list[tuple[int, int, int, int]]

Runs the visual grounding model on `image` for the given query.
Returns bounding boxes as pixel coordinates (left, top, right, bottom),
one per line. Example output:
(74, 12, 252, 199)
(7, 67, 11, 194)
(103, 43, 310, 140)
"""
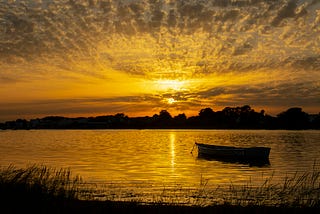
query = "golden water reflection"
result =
(170, 132, 175, 172)
(1, 130, 320, 196)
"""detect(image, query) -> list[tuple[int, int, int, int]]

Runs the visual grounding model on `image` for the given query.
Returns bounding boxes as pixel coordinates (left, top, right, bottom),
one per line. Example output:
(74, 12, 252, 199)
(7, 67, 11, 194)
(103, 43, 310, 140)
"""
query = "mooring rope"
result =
(190, 142, 196, 154)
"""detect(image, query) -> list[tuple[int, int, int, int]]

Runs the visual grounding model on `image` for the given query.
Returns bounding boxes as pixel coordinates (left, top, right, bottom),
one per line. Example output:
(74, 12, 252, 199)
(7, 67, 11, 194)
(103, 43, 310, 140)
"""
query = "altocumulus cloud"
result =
(0, 0, 319, 119)
(0, 0, 319, 77)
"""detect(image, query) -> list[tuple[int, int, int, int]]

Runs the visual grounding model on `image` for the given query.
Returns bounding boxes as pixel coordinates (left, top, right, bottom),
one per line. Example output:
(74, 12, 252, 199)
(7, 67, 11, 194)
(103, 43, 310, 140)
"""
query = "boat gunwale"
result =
(195, 142, 270, 150)
(195, 142, 271, 163)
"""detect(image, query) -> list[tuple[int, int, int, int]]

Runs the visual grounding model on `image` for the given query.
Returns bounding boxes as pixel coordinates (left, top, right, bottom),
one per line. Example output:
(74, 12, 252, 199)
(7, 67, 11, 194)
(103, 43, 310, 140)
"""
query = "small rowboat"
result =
(195, 142, 271, 163)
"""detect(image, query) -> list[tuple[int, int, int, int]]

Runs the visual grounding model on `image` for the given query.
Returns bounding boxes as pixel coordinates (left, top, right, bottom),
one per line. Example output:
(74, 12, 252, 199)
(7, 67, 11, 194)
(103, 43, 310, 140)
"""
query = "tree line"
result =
(1, 105, 319, 130)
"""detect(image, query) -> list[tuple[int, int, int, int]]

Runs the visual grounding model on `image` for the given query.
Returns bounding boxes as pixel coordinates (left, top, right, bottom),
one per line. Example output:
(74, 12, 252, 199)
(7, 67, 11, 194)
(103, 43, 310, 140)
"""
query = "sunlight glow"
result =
(166, 98, 176, 104)
(1, 0, 319, 120)
(155, 79, 189, 92)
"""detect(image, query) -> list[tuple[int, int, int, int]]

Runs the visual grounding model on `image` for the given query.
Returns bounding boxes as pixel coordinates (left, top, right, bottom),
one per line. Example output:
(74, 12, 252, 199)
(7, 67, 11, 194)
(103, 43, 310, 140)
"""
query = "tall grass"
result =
(0, 164, 82, 202)
(220, 165, 320, 207)
(1, 164, 320, 208)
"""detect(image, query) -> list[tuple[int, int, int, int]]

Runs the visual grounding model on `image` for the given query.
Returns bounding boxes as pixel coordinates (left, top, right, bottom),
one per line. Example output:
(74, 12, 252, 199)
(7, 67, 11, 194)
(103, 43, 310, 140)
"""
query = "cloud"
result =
(0, 96, 156, 119)
(271, 0, 298, 26)
(0, 75, 18, 84)
(1, 0, 319, 79)
(0, 75, 319, 121)
(191, 79, 320, 111)
(0, 0, 319, 120)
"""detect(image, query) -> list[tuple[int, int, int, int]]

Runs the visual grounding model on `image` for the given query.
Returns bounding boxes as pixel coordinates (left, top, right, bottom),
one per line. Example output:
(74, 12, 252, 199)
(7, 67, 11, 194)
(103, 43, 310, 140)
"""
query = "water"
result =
(1, 129, 320, 202)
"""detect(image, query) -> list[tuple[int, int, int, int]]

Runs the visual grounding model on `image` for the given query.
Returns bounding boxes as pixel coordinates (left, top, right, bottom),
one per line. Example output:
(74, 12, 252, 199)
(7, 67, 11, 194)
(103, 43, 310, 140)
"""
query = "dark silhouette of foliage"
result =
(1, 106, 319, 130)
(173, 113, 187, 127)
(159, 110, 172, 121)
(277, 107, 310, 130)
(199, 108, 214, 118)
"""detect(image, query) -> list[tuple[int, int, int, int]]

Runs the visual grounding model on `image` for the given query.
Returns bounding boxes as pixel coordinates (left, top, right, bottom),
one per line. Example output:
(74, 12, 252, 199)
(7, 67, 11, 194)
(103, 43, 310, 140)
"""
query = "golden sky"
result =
(0, 0, 319, 121)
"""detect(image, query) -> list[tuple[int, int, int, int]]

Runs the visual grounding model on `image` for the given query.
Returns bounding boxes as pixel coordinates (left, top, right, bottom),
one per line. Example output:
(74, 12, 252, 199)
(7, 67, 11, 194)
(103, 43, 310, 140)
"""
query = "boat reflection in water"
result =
(195, 142, 271, 167)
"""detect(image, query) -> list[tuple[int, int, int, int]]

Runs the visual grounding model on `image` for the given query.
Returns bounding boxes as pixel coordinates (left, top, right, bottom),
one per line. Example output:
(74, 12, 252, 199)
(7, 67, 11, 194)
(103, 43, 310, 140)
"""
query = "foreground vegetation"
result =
(1, 165, 320, 213)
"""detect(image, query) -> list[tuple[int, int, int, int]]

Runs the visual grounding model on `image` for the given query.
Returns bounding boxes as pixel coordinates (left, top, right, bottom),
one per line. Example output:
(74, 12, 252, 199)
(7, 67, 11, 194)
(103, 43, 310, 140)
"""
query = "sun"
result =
(147, 78, 193, 105)
(166, 98, 176, 104)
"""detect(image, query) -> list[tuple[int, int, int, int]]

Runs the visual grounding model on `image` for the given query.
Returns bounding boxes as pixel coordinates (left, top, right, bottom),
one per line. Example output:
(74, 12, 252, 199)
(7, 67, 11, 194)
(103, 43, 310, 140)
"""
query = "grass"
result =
(1, 164, 320, 213)
(222, 168, 320, 207)
(0, 164, 81, 200)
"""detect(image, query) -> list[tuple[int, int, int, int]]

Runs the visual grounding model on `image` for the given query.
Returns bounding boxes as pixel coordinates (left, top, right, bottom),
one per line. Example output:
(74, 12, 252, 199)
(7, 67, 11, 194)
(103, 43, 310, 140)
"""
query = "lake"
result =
(1, 129, 320, 202)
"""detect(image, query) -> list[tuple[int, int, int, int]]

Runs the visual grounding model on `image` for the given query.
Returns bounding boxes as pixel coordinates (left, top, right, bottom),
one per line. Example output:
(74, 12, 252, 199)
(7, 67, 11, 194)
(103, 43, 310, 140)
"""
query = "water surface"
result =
(1, 130, 319, 200)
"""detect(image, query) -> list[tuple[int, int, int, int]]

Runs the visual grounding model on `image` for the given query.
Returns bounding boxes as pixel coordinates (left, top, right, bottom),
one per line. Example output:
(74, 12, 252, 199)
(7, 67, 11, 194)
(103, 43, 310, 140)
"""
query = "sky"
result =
(0, 0, 319, 121)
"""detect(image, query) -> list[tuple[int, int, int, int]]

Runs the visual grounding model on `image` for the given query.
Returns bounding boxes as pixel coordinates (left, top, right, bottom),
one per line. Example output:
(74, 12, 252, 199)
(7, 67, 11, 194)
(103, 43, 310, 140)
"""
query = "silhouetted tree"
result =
(222, 107, 239, 128)
(199, 108, 214, 118)
(154, 110, 173, 127)
(1, 106, 318, 130)
(277, 107, 309, 130)
(310, 113, 320, 129)
(238, 105, 263, 128)
(198, 108, 215, 127)
(112, 113, 129, 128)
(174, 113, 186, 121)
(129, 116, 153, 129)
(15, 119, 28, 129)
(173, 113, 187, 127)
(159, 110, 172, 120)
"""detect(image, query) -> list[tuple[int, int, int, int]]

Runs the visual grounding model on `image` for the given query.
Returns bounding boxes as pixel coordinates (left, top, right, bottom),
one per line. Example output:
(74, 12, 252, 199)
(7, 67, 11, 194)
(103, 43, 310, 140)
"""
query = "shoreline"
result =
(1, 165, 320, 213)
(3, 199, 319, 214)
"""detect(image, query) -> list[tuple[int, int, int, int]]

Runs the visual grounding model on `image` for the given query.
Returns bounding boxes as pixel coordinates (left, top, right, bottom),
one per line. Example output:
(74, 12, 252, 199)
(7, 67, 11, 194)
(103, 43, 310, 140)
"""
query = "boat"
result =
(195, 142, 271, 164)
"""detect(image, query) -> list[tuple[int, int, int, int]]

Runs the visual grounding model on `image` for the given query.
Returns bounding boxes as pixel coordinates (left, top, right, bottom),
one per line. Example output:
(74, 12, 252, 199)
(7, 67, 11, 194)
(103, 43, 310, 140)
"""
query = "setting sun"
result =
(0, 0, 319, 121)
(166, 98, 176, 104)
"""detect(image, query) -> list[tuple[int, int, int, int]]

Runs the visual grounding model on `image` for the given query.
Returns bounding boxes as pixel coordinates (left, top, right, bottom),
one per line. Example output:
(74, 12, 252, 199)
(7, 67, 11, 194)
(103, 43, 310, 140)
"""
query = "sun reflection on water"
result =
(169, 132, 176, 172)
